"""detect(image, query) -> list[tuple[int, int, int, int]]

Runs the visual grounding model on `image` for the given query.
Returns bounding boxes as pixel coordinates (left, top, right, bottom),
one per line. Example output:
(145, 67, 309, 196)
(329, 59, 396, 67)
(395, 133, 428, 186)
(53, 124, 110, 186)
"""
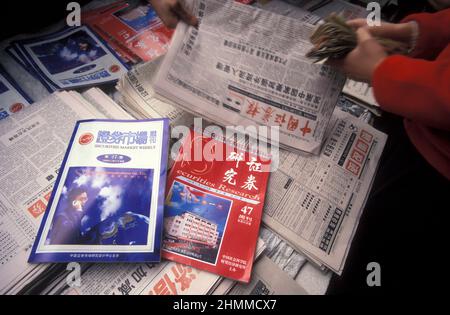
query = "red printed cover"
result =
(162, 130, 271, 283)
(82, 1, 173, 63)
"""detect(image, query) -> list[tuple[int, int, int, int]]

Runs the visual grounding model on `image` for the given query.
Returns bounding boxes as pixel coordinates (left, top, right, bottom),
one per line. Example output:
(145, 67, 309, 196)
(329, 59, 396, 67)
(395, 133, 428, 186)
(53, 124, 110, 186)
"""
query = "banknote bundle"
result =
(306, 14, 409, 63)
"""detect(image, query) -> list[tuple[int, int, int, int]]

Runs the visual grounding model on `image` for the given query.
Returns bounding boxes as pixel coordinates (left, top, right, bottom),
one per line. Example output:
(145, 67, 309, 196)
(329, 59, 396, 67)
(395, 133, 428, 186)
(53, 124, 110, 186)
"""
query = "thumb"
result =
(356, 27, 373, 43)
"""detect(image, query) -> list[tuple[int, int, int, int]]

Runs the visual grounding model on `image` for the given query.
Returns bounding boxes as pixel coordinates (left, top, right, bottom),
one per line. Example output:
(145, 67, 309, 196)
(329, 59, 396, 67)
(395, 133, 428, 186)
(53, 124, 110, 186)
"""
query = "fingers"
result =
(150, 0, 198, 29)
(159, 13, 180, 29)
(347, 19, 401, 40)
(173, 1, 199, 27)
(356, 27, 373, 43)
(346, 18, 367, 29)
(151, 1, 180, 29)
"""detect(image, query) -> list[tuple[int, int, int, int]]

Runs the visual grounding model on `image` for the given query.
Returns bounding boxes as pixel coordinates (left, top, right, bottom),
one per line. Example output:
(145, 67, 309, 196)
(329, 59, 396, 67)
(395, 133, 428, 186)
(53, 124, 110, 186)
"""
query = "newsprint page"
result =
(153, 0, 346, 154)
(263, 109, 387, 274)
(119, 57, 387, 275)
(0, 92, 106, 294)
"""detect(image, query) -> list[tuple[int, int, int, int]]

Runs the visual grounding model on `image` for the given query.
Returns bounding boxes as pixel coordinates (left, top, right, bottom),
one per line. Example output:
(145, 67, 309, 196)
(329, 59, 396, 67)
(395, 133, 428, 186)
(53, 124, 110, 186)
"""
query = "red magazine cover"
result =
(162, 129, 271, 283)
(83, 1, 173, 63)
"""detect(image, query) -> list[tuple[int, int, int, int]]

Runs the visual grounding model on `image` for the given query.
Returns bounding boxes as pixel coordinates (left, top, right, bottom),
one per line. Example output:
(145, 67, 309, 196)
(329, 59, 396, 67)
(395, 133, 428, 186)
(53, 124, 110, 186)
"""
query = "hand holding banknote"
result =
(149, 0, 198, 28)
(327, 27, 388, 83)
(346, 19, 418, 49)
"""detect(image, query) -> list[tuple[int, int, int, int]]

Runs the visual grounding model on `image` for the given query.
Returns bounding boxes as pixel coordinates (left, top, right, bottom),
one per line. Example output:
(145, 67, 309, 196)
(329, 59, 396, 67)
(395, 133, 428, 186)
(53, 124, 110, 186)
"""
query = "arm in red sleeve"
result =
(402, 9, 450, 60)
(372, 54, 450, 131)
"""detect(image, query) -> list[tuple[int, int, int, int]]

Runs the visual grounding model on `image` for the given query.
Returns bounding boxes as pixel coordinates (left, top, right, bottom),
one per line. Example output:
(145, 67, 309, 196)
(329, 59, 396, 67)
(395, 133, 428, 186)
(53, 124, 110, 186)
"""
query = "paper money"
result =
(306, 14, 409, 63)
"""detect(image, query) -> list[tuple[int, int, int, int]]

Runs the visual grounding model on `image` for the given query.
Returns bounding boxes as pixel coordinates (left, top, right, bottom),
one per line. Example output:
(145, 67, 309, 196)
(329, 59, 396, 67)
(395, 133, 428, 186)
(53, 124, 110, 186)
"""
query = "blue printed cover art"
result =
(46, 167, 154, 246)
(29, 29, 107, 75)
(114, 2, 160, 32)
(0, 80, 9, 94)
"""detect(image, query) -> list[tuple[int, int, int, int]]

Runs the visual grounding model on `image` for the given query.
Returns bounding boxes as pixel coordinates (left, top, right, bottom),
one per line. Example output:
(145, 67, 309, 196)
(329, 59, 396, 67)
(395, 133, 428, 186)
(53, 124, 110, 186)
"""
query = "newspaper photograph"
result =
(153, 0, 346, 154)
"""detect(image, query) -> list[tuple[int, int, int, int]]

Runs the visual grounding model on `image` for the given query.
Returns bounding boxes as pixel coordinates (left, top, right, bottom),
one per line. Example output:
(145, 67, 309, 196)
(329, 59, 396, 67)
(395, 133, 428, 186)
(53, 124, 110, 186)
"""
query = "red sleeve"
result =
(372, 54, 450, 131)
(402, 9, 450, 60)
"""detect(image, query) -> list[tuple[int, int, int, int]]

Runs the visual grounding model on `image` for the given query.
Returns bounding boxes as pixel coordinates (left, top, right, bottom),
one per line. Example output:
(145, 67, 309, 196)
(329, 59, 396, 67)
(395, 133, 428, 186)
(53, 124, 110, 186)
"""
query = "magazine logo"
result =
(79, 133, 94, 145)
(97, 154, 131, 164)
(74, 64, 97, 74)
(110, 65, 120, 73)
(96, 130, 157, 145)
(10, 103, 24, 113)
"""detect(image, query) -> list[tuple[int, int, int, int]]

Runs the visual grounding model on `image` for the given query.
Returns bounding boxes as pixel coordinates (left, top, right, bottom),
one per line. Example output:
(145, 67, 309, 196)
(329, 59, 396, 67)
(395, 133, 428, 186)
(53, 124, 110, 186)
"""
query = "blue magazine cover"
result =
(29, 118, 169, 263)
(12, 26, 130, 90)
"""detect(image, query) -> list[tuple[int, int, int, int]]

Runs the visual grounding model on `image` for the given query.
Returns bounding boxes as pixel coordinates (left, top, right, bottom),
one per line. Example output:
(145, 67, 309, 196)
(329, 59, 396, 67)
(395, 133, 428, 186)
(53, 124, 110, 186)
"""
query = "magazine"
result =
(83, 0, 174, 64)
(162, 129, 271, 283)
(29, 118, 170, 263)
(10, 26, 129, 90)
(0, 66, 33, 120)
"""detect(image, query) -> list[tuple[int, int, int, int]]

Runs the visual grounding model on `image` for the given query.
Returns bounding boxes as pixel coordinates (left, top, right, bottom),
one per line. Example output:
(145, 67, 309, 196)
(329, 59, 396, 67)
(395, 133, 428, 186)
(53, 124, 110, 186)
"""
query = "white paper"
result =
(153, 0, 346, 154)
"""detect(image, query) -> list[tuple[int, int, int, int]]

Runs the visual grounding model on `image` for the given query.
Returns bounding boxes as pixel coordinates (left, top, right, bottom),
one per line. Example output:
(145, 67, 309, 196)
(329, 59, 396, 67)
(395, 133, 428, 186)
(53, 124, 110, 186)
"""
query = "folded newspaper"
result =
(152, 0, 346, 155)
(228, 256, 308, 295)
(0, 89, 115, 294)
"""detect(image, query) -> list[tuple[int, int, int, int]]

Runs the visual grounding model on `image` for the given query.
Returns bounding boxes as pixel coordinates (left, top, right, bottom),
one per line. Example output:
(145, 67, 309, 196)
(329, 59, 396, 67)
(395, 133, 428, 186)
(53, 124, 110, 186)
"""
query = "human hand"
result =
(327, 27, 388, 83)
(148, 0, 198, 29)
(346, 18, 416, 49)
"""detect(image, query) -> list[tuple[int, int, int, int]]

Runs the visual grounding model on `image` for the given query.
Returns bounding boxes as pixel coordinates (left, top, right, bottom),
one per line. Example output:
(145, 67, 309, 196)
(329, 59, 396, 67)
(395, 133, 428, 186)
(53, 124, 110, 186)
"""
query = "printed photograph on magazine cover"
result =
(45, 166, 154, 247)
(29, 29, 108, 75)
(163, 181, 232, 265)
(114, 2, 161, 32)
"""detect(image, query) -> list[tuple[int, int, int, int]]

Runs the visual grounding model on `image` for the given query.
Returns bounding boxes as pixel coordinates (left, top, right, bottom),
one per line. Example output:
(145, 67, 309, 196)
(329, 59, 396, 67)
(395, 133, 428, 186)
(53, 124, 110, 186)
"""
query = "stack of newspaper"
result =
(0, 89, 122, 294)
(0, 86, 284, 295)
(152, 0, 348, 155)
(117, 1, 388, 275)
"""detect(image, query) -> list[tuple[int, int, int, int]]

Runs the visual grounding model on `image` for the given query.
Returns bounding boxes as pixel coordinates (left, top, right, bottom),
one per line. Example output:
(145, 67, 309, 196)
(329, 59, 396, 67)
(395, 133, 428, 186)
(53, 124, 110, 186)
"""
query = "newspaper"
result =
(153, 0, 346, 154)
(81, 87, 134, 120)
(228, 256, 307, 295)
(262, 108, 387, 274)
(0, 91, 108, 294)
(116, 58, 194, 128)
(343, 79, 380, 109)
(255, 0, 367, 21)
(59, 262, 220, 295)
(51, 238, 265, 295)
